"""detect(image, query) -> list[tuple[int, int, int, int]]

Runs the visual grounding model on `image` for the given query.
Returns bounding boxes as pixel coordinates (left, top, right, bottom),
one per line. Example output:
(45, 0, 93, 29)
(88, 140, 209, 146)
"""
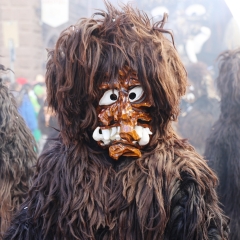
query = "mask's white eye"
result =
(99, 89, 119, 105)
(128, 86, 144, 103)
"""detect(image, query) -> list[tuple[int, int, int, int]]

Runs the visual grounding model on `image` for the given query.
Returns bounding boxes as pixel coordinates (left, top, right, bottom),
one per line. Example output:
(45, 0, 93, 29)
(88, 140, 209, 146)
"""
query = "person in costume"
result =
(178, 62, 220, 155)
(13, 79, 40, 142)
(204, 48, 240, 240)
(4, 3, 228, 240)
(0, 65, 37, 237)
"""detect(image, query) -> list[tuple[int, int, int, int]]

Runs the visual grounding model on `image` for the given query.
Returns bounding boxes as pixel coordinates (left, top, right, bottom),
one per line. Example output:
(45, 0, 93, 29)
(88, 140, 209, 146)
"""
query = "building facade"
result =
(0, 0, 97, 83)
(0, 0, 44, 82)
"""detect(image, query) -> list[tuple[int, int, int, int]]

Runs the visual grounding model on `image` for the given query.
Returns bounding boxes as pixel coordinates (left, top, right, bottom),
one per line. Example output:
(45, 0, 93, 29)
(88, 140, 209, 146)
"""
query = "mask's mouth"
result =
(93, 125, 152, 160)
(92, 125, 152, 147)
(109, 143, 141, 160)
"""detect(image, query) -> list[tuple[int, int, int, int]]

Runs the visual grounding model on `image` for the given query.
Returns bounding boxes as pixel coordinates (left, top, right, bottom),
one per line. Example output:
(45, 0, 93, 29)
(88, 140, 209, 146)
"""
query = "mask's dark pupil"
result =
(129, 92, 136, 100)
(110, 94, 117, 101)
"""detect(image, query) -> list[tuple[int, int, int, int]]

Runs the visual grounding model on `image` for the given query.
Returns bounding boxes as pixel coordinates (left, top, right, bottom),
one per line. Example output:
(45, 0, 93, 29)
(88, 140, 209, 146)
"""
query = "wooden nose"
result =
(119, 124, 140, 141)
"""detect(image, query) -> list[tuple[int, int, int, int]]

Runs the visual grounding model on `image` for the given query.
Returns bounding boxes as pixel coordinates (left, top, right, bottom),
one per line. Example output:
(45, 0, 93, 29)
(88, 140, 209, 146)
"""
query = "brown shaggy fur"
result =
(0, 65, 37, 237)
(204, 48, 240, 240)
(4, 3, 228, 240)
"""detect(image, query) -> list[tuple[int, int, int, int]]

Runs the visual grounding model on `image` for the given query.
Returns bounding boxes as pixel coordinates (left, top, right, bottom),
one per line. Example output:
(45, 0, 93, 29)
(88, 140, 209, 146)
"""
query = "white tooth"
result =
(93, 127, 103, 141)
(115, 134, 121, 141)
(103, 139, 110, 145)
(102, 129, 110, 140)
(117, 126, 120, 133)
(132, 141, 137, 144)
(138, 127, 151, 146)
(146, 128, 152, 135)
(111, 127, 117, 137)
(110, 135, 116, 140)
(135, 126, 143, 138)
(109, 128, 112, 137)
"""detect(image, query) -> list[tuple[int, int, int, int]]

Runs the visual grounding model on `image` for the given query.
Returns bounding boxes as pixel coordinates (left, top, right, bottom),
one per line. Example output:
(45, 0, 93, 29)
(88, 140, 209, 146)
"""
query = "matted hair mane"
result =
(46, 2, 187, 146)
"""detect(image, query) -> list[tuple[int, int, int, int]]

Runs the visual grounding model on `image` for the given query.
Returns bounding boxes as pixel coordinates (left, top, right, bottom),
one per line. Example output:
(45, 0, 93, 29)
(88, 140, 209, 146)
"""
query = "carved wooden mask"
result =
(93, 66, 153, 160)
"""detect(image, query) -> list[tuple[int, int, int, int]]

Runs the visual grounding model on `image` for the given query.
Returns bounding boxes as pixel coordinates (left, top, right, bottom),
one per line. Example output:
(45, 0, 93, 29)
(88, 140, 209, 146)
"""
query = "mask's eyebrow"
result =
(99, 82, 109, 90)
(128, 78, 141, 88)
(99, 81, 120, 90)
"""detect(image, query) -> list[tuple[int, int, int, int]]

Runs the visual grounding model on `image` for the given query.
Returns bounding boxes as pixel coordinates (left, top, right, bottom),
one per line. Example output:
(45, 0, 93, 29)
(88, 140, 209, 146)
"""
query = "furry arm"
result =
(164, 171, 229, 240)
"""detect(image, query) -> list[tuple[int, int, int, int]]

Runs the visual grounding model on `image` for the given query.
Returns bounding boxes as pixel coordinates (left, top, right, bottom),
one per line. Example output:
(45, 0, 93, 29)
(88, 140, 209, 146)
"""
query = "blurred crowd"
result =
(2, 73, 58, 154)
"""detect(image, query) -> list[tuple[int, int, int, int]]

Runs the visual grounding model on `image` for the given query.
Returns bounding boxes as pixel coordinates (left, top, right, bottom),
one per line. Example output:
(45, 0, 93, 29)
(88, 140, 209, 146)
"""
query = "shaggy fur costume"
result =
(4, 4, 228, 240)
(204, 48, 240, 240)
(0, 65, 37, 237)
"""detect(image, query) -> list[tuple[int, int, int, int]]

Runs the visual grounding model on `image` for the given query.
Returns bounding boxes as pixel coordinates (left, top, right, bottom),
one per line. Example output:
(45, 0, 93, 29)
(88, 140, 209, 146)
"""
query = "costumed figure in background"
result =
(178, 62, 220, 155)
(150, 2, 211, 65)
(0, 65, 37, 237)
(184, 4, 211, 64)
(4, 3, 228, 239)
(204, 48, 240, 240)
(14, 79, 40, 142)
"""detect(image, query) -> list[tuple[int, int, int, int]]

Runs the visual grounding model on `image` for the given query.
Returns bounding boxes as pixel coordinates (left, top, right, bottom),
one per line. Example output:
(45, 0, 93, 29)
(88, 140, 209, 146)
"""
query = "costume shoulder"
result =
(164, 139, 229, 240)
(3, 142, 64, 240)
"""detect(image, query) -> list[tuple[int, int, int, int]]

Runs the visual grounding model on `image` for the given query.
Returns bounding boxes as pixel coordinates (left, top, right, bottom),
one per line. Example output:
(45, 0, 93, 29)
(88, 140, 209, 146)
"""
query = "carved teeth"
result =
(103, 139, 110, 145)
(115, 134, 121, 141)
(146, 128, 152, 135)
(93, 126, 152, 146)
(138, 127, 152, 146)
(93, 127, 103, 141)
(135, 126, 143, 138)
(102, 129, 110, 140)
(110, 127, 117, 137)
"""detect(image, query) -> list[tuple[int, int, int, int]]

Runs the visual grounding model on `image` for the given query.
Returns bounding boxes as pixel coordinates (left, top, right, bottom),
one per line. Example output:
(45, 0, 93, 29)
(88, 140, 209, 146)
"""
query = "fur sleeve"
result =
(3, 143, 63, 240)
(3, 191, 56, 240)
(165, 171, 229, 240)
(3, 206, 39, 240)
